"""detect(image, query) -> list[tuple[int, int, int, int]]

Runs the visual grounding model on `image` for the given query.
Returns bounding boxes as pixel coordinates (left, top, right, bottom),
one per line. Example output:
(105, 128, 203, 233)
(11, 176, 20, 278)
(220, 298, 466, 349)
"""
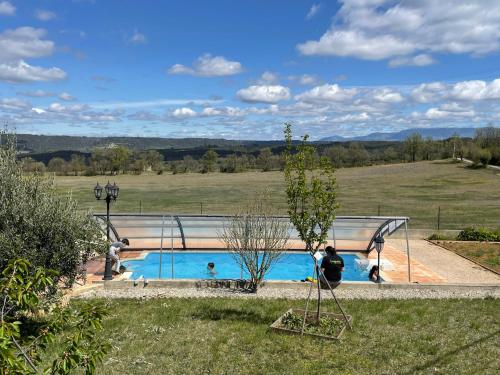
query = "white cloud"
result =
(0, 1, 15, 16)
(389, 54, 435, 68)
(237, 85, 291, 103)
(257, 71, 279, 84)
(90, 98, 221, 110)
(172, 107, 197, 118)
(59, 92, 76, 101)
(332, 112, 370, 123)
(168, 54, 243, 77)
(0, 98, 31, 110)
(306, 3, 321, 20)
(372, 88, 404, 103)
(297, 0, 500, 65)
(128, 29, 147, 44)
(35, 9, 56, 21)
(0, 27, 55, 62)
(0, 60, 66, 83)
(295, 84, 357, 103)
(450, 79, 500, 101)
(425, 107, 475, 120)
(411, 82, 446, 103)
(0, 27, 65, 83)
(288, 74, 321, 86)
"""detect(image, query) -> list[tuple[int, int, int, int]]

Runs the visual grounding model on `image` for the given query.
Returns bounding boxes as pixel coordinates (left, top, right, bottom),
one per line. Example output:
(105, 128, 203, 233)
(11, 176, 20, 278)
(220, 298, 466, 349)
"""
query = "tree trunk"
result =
(315, 259, 321, 322)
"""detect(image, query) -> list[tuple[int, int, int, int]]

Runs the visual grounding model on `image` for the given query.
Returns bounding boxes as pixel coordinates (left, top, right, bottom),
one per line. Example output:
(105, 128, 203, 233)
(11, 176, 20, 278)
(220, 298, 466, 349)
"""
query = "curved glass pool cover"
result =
(97, 214, 409, 253)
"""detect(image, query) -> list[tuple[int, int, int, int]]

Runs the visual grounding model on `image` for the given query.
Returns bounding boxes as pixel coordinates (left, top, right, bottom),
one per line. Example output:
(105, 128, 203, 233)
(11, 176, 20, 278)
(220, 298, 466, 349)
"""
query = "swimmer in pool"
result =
(207, 262, 217, 276)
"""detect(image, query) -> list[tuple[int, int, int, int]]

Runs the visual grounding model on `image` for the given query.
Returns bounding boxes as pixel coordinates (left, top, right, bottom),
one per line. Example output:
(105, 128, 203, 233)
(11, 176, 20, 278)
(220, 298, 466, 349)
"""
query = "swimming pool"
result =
(122, 252, 370, 281)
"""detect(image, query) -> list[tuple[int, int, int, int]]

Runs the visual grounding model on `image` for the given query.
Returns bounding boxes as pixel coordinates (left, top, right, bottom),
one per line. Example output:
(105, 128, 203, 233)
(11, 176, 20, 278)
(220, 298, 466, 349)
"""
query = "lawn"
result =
(434, 241, 500, 273)
(47, 297, 499, 374)
(53, 160, 500, 229)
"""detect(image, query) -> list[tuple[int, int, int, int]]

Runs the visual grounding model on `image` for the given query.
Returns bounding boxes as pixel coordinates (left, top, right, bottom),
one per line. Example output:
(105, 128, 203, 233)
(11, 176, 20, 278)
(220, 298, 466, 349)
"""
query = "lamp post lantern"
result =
(94, 181, 119, 280)
(375, 235, 385, 283)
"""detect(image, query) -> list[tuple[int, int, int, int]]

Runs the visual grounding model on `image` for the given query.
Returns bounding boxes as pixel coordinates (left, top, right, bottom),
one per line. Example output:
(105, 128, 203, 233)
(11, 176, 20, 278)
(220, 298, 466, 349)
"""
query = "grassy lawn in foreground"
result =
(53, 160, 500, 229)
(435, 241, 500, 273)
(46, 298, 499, 374)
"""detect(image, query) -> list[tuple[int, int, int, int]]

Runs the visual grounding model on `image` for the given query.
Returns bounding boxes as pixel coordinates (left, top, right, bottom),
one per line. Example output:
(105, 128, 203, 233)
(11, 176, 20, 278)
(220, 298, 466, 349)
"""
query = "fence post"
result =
(139, 200, 142, 214)
(377, 205, 381, 216)
(200, 202, 203, 215)
(437, 206, 441, 231)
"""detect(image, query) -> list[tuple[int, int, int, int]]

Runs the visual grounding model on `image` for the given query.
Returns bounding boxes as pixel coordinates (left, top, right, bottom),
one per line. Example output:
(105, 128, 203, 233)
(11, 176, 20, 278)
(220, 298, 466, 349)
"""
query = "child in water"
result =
(207, 262, 217, 277)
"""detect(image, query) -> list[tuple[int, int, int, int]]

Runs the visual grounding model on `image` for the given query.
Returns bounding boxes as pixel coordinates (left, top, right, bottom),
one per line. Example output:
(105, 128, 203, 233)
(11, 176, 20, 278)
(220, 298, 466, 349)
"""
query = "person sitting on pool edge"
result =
(368, 265, 380, 282)
(207, 262, 217, 277)
(320, 246, 344, 289)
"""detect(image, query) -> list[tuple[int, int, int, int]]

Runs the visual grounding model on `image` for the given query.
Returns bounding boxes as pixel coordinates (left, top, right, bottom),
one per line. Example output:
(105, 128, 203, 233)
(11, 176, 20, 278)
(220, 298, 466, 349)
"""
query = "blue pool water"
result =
(122, 252, 369, 281)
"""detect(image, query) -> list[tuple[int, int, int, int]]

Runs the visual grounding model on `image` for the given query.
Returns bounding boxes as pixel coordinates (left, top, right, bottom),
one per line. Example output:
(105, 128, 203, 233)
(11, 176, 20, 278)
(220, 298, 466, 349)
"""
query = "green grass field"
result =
(53, 160, 500, 229)
(46, 297, 499, 374)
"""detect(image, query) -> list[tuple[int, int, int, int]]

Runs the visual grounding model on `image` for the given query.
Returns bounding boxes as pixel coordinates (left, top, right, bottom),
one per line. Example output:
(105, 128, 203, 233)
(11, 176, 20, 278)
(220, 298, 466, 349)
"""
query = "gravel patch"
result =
(77, 285, 499, 300)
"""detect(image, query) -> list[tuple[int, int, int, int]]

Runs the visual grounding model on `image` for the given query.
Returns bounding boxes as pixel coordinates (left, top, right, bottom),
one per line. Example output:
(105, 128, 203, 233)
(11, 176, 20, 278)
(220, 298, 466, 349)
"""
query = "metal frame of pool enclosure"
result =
(96, 214, 413, 281)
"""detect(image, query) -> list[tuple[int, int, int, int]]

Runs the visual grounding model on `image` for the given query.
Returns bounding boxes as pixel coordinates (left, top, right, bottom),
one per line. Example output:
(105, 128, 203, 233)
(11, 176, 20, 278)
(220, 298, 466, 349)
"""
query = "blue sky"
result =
(0, 0, 499, 140)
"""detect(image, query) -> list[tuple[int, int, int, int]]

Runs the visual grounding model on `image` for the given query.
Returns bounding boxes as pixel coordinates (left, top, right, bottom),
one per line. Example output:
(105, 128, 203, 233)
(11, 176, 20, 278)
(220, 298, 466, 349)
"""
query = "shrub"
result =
(0, 133, 106, 286)
(457, 227, 500, 242)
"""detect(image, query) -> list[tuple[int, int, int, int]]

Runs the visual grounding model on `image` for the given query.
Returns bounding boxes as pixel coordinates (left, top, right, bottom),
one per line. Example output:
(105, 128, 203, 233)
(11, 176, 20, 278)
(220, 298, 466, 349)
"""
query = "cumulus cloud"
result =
(306, 3, 321, 20)
(0, 27, 66, 83)
(128, 29, 147, 44)
(372, 88, 404, 103)
(0, 1, 15, 16)
(411, 82, 446, 103)
(0, 27, 55, 62)
(168, 54, 244, 77)
(295, 83, 357, 103)
(0, 60, 66, 83)
(35, 9, 56, 21)
(172, 107, 197, 118)
(297, 0, 500, 65)
(450, 79, 500, 101)
(237, 85, 291, 103)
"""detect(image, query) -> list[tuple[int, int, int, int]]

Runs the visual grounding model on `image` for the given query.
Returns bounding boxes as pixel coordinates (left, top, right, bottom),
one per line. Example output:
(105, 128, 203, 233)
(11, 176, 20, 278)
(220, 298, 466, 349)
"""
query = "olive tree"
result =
(0, 132, 105, 286)
(219, 195, 289, 292)
(283, 123, 339, 321)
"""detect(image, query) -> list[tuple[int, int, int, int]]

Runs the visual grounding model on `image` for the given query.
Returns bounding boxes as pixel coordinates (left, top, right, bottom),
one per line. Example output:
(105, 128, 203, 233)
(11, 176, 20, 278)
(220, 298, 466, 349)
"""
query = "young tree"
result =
(404, 133, 423, 162)
(48, 157, 68, 175)
(283, 123, 340, 321)
(257, 148, 273, 171)
(69, 154, 86, 175)
(201, 149, 218, 173)
(219, 194, 289, 292)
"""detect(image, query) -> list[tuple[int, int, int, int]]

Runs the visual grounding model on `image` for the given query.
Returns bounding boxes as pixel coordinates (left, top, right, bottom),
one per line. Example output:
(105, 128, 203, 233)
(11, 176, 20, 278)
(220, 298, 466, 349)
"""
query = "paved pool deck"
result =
(83, 239, 500, 286)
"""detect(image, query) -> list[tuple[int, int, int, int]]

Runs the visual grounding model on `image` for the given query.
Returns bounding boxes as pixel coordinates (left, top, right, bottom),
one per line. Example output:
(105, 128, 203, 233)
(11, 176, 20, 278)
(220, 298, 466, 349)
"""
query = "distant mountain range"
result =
(320, 127, 478, 142)
(10, 126, 484, 156)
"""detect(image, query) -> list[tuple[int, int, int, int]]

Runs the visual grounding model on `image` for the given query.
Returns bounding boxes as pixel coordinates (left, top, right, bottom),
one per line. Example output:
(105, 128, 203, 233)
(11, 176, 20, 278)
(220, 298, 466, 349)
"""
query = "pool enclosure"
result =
(96, 214, 409, 253)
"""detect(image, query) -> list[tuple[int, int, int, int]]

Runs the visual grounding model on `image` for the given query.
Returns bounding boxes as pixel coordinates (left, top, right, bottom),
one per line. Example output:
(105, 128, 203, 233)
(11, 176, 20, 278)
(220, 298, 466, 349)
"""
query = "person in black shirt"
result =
(320, 246, 344, 289)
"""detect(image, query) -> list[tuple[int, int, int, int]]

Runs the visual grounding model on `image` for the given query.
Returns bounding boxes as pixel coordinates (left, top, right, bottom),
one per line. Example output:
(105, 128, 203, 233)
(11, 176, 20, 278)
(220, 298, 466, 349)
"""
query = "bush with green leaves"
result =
(457, 227, 500, 242)
(0, 133, 105, 286)
(0, 258, 109, 374)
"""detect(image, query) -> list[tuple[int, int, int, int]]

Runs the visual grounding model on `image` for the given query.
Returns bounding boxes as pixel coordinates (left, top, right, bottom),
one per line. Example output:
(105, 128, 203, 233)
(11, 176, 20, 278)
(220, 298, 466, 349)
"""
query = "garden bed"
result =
(270, 308, 352, 340)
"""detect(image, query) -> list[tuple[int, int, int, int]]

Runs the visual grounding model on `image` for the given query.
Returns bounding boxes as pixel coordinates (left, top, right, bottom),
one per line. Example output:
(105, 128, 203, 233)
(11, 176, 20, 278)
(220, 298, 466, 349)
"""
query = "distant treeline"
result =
(19, 127, 500, 175)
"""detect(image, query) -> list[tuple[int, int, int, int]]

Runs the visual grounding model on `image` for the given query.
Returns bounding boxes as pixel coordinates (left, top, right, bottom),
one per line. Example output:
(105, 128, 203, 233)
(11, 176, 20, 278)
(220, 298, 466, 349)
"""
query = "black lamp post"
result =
(94, 181, 120, 280)
(375, 235, 385, 283)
